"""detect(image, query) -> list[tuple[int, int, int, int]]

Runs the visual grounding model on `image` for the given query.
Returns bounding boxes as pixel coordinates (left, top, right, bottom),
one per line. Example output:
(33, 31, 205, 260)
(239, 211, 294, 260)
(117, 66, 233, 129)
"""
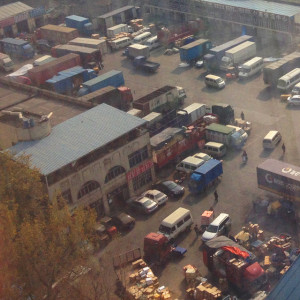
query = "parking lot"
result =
(94, 44, 300, 298)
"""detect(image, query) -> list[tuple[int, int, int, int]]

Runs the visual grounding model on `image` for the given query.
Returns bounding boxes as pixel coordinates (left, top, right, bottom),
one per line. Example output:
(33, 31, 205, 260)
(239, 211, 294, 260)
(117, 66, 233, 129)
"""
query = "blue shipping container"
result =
(180, 39, 212, 62)
(65, 15, 92, 35)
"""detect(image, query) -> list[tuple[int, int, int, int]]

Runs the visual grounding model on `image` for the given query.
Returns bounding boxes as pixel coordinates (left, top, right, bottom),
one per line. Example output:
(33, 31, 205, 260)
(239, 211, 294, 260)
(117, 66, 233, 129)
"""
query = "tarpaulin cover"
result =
(222, 246, 250, 258)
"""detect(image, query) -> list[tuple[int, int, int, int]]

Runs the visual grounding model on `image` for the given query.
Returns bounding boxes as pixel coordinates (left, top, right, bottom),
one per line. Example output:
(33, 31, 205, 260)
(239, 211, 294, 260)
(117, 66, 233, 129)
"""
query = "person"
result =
(214, 190, 219, 203)
(241, 111, 245, 120)
(242, 150, 248, 162)
(194, 224, 200, 237)
(282, 143, 286, 154)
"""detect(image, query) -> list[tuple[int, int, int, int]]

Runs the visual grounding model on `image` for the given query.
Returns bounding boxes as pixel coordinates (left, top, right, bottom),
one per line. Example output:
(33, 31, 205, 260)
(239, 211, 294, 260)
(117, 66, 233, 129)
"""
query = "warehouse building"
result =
(9, 104, 155, 216)
(0, 2, 46, 38)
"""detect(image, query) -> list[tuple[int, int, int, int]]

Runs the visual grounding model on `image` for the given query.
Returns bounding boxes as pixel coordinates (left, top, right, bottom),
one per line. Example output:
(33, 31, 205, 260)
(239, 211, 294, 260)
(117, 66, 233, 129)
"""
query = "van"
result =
(203, 142, 226, 158)
(158, 207, 193, 241)
(263, 130, 281, 149)
(176, 156, 205, 173)
(145, 36, 160, 50)
(292, 82, 300, 95)
(227, 125, 248, 142)
(205, 74, 225, 89)
(201, 213, 231, 242)
(132, 32, 152, 45)
(110, 37, 131, 50)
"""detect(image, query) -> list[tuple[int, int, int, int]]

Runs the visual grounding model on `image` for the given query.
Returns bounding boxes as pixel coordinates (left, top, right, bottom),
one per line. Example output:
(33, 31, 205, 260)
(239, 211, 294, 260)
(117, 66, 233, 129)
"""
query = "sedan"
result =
(127, 197, 158, 214)
(287, 95, 300, 106)
(111, 212, 135, 230)
(154, 181, 185, 198)
(142, 189, 168, 205)
(195, 60, 204, 68)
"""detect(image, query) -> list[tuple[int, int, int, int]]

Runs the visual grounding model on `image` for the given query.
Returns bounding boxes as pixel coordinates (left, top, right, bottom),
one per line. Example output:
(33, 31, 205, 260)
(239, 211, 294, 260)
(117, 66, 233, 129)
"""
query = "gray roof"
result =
(99, 6, 135, 19)
(0, 2, 33, 22)
(9, 104, 146, 176)
(202, 0, 300, 17)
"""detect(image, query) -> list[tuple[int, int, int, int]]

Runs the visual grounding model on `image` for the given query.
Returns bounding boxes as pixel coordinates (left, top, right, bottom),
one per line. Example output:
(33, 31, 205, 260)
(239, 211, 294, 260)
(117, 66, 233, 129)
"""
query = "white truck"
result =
(220, 41, 256, 71)
(0, 52, 14, 72)
(107, 24, 128, 38)
(125, 44, 150, 59)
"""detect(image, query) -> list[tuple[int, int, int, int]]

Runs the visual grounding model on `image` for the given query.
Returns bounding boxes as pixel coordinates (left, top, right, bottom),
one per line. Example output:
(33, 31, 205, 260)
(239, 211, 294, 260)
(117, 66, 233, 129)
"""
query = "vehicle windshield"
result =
(166, 182, 177, 189)
(240, 67, 250, 73)
(206, 225, 218, 233)
(156, 192, 164, 198)
(216, 78, 223, 83)
(143, 199, 153, 207)
(277, 79, 286, 88)
(159, 225, 172, 234)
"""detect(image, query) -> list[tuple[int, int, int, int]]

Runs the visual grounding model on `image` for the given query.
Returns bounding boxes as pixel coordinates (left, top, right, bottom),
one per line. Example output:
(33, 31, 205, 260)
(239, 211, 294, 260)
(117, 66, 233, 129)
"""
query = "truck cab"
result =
(0, 53, 14, 71)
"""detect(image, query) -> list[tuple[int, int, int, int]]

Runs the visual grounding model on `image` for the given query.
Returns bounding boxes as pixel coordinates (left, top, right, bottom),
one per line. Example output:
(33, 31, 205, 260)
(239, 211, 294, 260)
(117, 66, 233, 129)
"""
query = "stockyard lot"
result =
(1, 42, 300, 298)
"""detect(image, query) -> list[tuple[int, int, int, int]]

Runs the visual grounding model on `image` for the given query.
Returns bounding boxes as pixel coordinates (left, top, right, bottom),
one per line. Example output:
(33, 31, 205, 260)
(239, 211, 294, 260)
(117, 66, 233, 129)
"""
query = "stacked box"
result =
(195, 282, 222, 300)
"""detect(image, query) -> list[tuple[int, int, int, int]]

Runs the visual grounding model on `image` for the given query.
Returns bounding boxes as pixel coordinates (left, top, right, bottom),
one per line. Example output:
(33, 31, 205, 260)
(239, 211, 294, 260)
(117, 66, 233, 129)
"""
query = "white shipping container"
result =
(177, 103, 206, 123)
(107, 24, 128, 38)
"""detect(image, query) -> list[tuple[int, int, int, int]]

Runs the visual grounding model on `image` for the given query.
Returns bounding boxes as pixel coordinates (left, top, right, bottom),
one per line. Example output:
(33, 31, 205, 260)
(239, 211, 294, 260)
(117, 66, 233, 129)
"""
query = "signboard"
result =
(126, 160, 153, 181)
(0, 17, 15, 28)
(14, 11, 29, 23)
(30, 7, 46, 18)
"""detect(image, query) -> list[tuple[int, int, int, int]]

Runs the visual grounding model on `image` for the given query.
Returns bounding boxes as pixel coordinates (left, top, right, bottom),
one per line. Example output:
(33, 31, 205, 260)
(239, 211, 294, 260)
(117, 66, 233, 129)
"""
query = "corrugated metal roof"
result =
(84, 70, 122, 87)
(99, 6, 135, 19)
(180, 39, 210, 50)
(202, 0, 300, 17)
(266, 255, 300, 299)
(69, 37, 105, 46)
(66, 15, 89, 22)
(9, 104, 147, 176)
(0, 2, 33, 21)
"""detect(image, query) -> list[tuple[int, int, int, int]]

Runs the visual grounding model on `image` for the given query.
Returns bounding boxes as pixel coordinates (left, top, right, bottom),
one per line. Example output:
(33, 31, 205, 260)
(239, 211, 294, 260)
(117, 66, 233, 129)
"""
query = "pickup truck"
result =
(133, 56, 160, 73)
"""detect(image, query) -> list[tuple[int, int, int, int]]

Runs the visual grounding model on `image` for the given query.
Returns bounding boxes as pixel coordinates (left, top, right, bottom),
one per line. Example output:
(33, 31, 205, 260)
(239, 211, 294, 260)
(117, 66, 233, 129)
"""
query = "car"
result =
(193, 152, 213, 162)
(111, 212, 135, 230)
(142, 189, 168, 205)
(287, 95, 300, 106)
(154, 181, 185, 198)
(195, 60, 204, 68)
(127, 197, 158, 214)
(36, 39, 53, 53)
(178, 62, 190, 68)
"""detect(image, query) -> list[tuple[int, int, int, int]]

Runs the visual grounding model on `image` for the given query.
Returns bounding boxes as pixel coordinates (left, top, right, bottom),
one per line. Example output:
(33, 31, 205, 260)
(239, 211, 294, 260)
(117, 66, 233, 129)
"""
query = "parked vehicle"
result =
(78, 70, 124, 96)
(277, 68, 300, 92)
(262, 130, 281, 149)
(203, 142, 226, 158)
(107, 24, 128, 38)
(211, 103, 235, 125)
(142, 190, 168, 206)
(205, 74, 225, 89)
(176, 103, 207, 127)
(111, 212, 135, 231)
(226, 125, 248, 142)
(195, 60, 204, 68)
(133, 55, 160, 73)
(69, 37, 108, 54)
(124, 44, 150, 59)
(204, 35, 254, 70)
(153, 181, 185, 198)
(127, 197, 158, 214)
(220, 41, 256, 71)
(37, 25, 78, 45)
(176, 156, 205, 174)
(291, 82, 300, 95)
(110, 37, 131, 50)
(193, 152, 212, 161)
(35, 39, 53, 53)
(33, 55, 56, 67)
(239, 57, 263, 79)
(287, 94, 300, 105)
(132, 32, 152, 45)
(0, 38, 34, 60)
(145, 36, 160, 50)
(188, 159, 223, 194)
(179, 39, 212, 63)
(0, 53, 14, 71)
(65, 15, 93, 36)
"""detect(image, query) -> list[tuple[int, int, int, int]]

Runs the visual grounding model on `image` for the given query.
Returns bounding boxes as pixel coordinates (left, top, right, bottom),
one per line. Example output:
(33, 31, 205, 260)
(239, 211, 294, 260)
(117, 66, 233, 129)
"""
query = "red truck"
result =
(28, 53, 81, 86)
(203, 236, 268, 295)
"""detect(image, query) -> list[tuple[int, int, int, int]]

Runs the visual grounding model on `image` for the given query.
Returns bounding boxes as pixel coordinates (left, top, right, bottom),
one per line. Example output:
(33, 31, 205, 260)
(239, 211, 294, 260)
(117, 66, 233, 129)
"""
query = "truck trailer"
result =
(68, 37, 108, 54)
(124, 44, 150, 59)
(65, 15, 93, 36)
(38, 24, 79, 44)
(0, 38, 34, 60)
(179, 39, 212, 63)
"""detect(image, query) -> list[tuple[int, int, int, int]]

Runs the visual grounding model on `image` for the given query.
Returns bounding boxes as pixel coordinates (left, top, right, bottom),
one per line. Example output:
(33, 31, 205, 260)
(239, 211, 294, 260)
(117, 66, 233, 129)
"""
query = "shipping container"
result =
(107, 24, 128, 38)
(68, 37, 108, 54)
(0, 38, 34, 60)
(65, 15, 93, 36)
(177, 103, 206, 126)
(27, 53, 81, 86)
(40, 24, 79, 44)
(179, 39, 212, 63)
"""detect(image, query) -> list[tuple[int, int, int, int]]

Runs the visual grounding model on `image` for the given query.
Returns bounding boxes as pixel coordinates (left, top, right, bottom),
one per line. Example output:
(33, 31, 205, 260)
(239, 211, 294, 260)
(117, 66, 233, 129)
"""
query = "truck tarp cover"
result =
(222, 246, 249, 258)
(193, 159, 223, 185)
(244, 262, 264, 282)
(257, 159, 300, 201)
(205, 236, 249, 253)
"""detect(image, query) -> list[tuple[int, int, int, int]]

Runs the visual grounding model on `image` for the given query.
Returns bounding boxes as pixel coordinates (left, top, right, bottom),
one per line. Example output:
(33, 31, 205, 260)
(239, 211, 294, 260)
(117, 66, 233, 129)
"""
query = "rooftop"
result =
(0, 2, 33, 22)
(9, 104, 146, 176)
(99, 6, 135, 19)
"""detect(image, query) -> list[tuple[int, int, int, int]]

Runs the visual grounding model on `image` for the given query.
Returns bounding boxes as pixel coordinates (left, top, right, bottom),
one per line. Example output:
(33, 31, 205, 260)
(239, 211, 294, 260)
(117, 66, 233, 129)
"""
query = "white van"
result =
(158, 207, 193, 241)
(292, 82, 300, 95)
(277, 68, 300, 92)
(263, 130, 282, 149)
(145, 36, 160, 50)
(110, 37, 131, 50)
(203, 142, 226, 158)
(176, 156, 205, 173)
(132, 32, 152, 45)
(239, 57, 263, 79)
(205, 74, 225, 89)
(227, 125, 248, 142)
(202, 213, 231, 242)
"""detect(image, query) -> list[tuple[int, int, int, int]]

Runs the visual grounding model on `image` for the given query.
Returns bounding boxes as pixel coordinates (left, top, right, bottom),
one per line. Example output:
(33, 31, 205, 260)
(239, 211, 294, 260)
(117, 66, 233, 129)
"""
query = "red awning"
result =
(222, 246, 250, 259)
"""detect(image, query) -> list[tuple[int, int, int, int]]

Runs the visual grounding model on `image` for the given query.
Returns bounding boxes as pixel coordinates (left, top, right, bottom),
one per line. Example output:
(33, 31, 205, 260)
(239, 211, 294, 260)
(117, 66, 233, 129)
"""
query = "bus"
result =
(277, 68, 300, 92)
(110, 37, 131, 50)
(145, 36, 160, 50)
(132, 32, 152, 45)
(239, 57, 263, 79)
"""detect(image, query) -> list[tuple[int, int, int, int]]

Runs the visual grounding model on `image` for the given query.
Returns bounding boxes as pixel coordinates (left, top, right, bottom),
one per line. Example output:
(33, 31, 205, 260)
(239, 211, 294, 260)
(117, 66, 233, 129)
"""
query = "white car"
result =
(287, 95, 300, 106)
(193, 152, 212, 162)
(127, 197, 158, 214)
(142, 190, 168, 206)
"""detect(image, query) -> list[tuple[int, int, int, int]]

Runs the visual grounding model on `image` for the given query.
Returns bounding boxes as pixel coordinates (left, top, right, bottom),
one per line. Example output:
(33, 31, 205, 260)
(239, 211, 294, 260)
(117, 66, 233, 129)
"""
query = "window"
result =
(61, 189, 73, 204)
(132, 169, 152, 191)
(177, 220, 184, 227)
(128, 146, 149, 168)
(105, 165, 125, 183)
(184, 215, 191, 222)
(78, 180, 100, 199)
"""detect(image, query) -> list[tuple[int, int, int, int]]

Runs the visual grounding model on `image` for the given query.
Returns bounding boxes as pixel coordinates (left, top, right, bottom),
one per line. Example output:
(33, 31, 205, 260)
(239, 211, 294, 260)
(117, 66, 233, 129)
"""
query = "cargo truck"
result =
(220, 41, 256, 71)
(38, 25, 79, 45)
(27, 53, 81, 86)
(204, 35, 254, 71)
(179, 39, 212, 63)
(203, 236, 267, 295)
(176, 103, 207, 127)
(123, 44, 150, 59)
(257, 159, 300, 201)
(0, 53, 14, 71)
(209, 103, 234, 125)
(68, 37, 108, 54)
(0, 38, 34, 60)
(65, 15, 93, 36)
(77, 70, 124, 96)
(133, 56, 160, 72)
(107, 24, 128, 38)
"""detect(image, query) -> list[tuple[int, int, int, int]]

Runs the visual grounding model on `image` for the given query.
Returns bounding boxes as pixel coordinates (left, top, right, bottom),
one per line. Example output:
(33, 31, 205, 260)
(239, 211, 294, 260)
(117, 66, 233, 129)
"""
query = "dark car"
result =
(154, 181, 185, 198)
(111, 212, 135, 230)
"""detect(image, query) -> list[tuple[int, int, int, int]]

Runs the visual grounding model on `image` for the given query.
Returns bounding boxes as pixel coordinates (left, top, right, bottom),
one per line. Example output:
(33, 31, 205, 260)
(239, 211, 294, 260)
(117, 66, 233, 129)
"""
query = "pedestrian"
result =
(282, 143, 286, 154)
(194, 224, 200, 237)
(214, 190, 219, 203)
(241, 111, 245, 120)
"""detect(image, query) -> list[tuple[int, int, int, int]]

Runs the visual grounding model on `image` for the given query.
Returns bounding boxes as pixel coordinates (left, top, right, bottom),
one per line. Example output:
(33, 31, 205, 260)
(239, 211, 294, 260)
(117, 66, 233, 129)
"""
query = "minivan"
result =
(201, 213, 231, 242)
(203, 142, 226, 158)
(227, 125, 248, 142)
(110, 37, 131, 50)
(158, 207, 193, 241)
(205, 74, 225, 89)
(145, 36, 160, 50)
(132, 32, 152, 45)
(176, 156, 205, 173)
(263, 130, 282, 149)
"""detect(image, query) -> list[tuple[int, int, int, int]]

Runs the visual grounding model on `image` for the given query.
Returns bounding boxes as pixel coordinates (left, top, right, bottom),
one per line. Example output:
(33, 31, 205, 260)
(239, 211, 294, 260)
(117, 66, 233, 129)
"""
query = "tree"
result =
(0, 152, 97, 300)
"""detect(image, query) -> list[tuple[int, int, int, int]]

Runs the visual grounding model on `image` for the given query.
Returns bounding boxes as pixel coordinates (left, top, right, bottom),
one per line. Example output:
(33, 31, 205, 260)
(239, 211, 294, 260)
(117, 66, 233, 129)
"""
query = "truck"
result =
(51, 45, 102, 69)
(0, 38, 35, 60)
(0, 53, 14, 72)
(257, 159, 300, 201)
(205, 123, 245, 149)
(107, 24, 128, 38)
(37, 24, 79, 44)
(79, 85, 133, 111)
(176, 103, 207, 127)
(65, 15, 93, 36)
(179, 39, 212, 63)
(220, 41, 256, 71)
(124, 44, 150, 59)
(133, 85, 186, 117)
(203, 236, 267, 294)
(210, 103, 234, 125)
(133, 56, 160, 73)
(68, 37, 108, 54)
(203, 35, 254, 71)
(27, 53, 81, 86)
(77, 70, 124, 96)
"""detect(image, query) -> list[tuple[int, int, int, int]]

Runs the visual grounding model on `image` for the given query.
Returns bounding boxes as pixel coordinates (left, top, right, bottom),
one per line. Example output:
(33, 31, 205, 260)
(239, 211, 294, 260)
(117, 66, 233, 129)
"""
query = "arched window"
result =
(105, 166, 126, 183)
(78, 181, 100, 199)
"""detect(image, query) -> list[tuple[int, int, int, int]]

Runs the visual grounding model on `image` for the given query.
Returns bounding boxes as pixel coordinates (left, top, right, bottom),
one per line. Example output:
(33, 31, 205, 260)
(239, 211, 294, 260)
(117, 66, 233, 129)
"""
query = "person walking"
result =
(194, 224, 200, 237)
(241, 111, 245, 120)
(282, 143, 286, 154)
(214, 190, 219, 203)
